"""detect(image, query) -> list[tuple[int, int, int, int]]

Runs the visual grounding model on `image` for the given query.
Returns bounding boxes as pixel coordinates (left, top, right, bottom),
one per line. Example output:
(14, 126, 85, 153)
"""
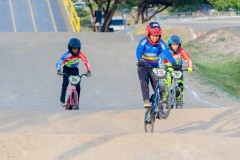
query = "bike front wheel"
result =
(144, 108, 155, 133)
(158, 85, 171, 119)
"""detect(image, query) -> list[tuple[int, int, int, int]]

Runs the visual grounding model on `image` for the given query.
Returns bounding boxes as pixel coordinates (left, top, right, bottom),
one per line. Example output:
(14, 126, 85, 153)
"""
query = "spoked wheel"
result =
(72, 91, 79, 110)
(144, 108, 155, 133)
(158, 85, 171, 119)
(176, 87, 183, 109)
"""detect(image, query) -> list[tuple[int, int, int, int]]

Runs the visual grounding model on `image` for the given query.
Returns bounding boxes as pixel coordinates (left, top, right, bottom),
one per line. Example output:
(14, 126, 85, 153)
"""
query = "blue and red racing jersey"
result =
(56, 51, 90, 71)
(136, 37, 176, 67)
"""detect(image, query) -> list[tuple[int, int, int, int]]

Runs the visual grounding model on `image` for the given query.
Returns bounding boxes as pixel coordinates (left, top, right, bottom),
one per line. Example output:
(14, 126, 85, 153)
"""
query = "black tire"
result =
(176, 87, 183, 109)
(144, 108, 155, 133)
(72, 91, 79, 110)
(158, 85, 171, 119)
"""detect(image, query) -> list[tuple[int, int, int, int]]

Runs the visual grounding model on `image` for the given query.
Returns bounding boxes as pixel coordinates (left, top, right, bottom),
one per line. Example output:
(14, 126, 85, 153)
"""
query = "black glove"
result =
(86, 71, 92, 77)
(137, 60, 145, 67)
(57, 70, 63, 75)
(172, 62, 181, 70)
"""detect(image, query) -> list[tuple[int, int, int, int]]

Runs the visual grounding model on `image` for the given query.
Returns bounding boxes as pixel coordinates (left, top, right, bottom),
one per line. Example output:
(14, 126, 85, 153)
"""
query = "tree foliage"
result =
(208, 0, 240, 11)
(82, 0, 239, 32)
(125, 0, 210, 24)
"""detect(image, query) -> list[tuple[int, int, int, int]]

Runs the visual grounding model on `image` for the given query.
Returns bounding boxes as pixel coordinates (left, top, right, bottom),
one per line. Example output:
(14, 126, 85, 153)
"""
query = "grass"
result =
(185, 43, 240, 99)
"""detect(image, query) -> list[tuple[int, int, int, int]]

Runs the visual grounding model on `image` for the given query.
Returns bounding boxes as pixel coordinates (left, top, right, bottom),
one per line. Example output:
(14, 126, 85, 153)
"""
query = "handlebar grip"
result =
(182, 68, 194, 72)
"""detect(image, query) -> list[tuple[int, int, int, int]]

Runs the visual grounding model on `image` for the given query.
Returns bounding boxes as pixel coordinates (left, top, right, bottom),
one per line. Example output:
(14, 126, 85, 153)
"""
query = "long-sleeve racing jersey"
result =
(136, 37, 176, 67)
(163, 47, 192, 68)
(56, 51, 90, 71)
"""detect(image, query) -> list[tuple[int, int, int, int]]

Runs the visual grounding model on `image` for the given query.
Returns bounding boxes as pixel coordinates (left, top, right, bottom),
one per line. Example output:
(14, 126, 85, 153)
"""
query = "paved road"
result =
(160, 16, 240, 32)
(0, 0, 67, 32)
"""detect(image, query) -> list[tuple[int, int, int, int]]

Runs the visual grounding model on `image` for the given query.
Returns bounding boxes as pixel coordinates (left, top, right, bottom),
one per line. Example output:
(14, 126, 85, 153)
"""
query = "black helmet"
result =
(68, 38, 81, 56)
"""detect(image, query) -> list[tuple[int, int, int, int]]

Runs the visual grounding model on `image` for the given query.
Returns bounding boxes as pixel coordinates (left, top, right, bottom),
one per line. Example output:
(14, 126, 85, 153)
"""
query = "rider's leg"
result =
(149, 67, 158, 103)
(76, 85, 81, 102)
(60, 66, 70, 103)
(149, 67, 158, 91)
(177, 74, 184, 100)
(178, 80, 184, 93)
(138, 66, 151, 107)
(159, 70, 171, 102)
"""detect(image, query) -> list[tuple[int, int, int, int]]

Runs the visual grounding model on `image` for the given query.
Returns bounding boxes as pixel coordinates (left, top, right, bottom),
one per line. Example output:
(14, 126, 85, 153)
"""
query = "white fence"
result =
(157, 11, 240, 20)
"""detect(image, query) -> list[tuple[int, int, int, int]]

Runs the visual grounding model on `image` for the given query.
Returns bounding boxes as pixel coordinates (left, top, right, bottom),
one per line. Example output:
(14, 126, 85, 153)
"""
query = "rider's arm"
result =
(56, 51, 69, 71)
(160, 40, 176, 64)
(136, 38, 147, 61)
(179, 48, 192, 68)
(79, 52, 91, 71)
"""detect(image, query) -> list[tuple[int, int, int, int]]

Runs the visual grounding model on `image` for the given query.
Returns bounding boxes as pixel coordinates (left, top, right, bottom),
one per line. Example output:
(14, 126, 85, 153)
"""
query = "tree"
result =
(85, 0, 124, 32)
(208, 0, 240, 11)
(125, 0, 210, 24)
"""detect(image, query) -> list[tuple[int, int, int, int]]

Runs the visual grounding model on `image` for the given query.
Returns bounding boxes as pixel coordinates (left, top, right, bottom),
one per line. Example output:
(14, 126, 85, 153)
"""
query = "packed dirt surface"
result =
(191, 27, 240, 59)
(0, 32, 239, 160)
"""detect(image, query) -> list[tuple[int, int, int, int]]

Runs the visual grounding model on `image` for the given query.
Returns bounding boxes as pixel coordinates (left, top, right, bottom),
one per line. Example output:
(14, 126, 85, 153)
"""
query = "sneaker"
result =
(61, 102, 67, 107)
(144, 100, 151, 108)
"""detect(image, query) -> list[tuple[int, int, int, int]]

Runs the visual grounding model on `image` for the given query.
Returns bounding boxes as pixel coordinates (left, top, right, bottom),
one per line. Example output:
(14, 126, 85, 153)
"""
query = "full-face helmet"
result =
(68, 38, 81, 56)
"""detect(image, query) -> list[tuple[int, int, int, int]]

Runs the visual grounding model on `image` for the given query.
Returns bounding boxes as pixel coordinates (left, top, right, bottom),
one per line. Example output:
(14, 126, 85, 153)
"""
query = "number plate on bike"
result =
(171, 71, 182, 79)
(69, 76, 81, 85)
(152, 68, 166, 78)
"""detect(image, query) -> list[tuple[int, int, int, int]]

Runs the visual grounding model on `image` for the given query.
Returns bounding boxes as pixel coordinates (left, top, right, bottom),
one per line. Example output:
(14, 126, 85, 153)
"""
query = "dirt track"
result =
(0, 33, 239, 159)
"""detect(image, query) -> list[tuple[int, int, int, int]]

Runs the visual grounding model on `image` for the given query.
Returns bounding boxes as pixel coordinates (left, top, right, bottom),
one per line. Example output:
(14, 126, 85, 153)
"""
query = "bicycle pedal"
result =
(144, 105, 152, 109)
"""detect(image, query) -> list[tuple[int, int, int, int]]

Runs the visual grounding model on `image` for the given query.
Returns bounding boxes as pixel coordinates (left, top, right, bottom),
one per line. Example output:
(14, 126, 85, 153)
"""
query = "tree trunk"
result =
(142, 5, 169, 23)
(85, 0, 123, 32)
(134, 0, 148, 24)
(101, 1, 121, 32)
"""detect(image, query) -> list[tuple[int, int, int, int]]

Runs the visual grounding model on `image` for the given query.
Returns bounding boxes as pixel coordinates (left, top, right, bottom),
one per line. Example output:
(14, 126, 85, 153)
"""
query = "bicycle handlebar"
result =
(61, 73, 87, 78)
(138, 63, 194, 72)
(181, 68, 195, 72)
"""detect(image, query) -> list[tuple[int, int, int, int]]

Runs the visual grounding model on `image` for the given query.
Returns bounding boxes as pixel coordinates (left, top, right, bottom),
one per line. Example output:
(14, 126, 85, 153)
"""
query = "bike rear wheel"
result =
(144, 108, 155, 133)
(72, 91, 79, 110)
(176, 87, 183, 109)
(158, 85, 171, 119)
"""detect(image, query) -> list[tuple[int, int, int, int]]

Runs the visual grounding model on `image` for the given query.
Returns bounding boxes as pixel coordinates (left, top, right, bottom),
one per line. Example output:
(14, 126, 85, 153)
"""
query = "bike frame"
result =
(63, 73, 86, 110)
(151, 78, 162, 115)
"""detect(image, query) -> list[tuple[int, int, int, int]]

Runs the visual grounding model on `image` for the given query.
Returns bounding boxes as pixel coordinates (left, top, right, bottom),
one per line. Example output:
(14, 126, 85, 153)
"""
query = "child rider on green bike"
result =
(163, 34, 193, 100)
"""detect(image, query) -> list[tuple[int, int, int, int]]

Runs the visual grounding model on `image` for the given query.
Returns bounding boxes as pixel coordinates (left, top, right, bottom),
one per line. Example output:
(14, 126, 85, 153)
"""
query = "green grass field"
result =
(185, 43, 240, 99)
